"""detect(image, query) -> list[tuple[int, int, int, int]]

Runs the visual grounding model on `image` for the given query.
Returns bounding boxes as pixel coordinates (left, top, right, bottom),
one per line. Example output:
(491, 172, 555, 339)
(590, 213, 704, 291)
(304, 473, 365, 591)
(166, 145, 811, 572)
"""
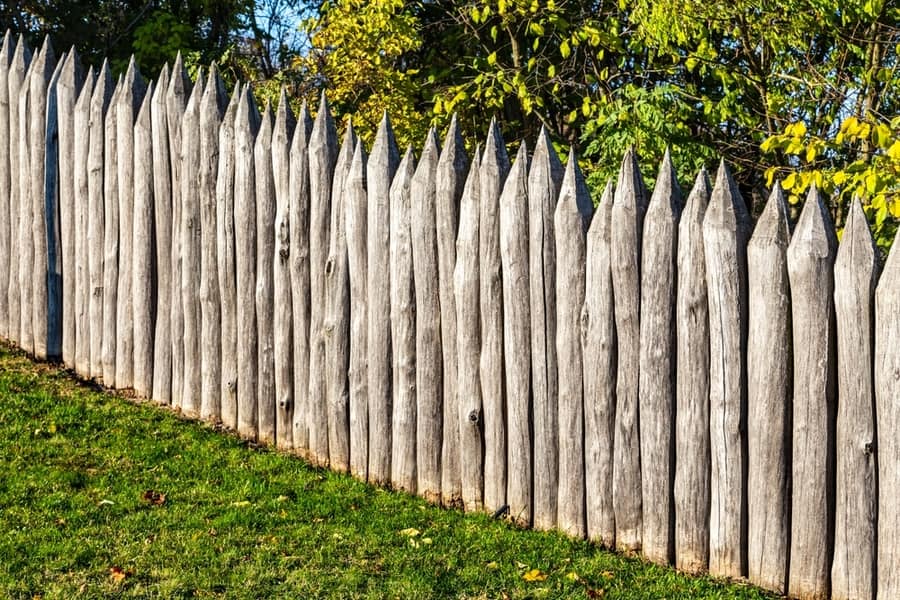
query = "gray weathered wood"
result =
(746, 183, 791, 594)
(198, 65, 226, 421)
(101, 75, 121, 383)
(235, 84, 260, 439)
(639, 151, 682, 564)
(479, 118, 509, 513)
(217, 81, 241, 427)
(786, 184, 837, 600)
(412, 128, 442, 502)
(73, 66, 94, 376)
(555, 148, 593, 538)
(180, 68, 203, 413)
(876, 221, 900, 600)
(0, 32, 11, 339)
(674, 168, 711, 573)
(436, 115, 468, 507)
(132, 81, 155, 398)
(150, 63, 172, 404)
(832, 197, 878, 600)
(455, 145, 482, 512)
(115, 57, 146, 383)
(583, 179, 616, 545)
(345, 142, 368, 479)
(390, 147, 417, 493)
(528, 127, 563, 531)
(87, 60, 111, 380)
(307, 92, 338, 466)
(255, 103, 276, 444)
(611, 148, 648, 551)
(703, 160, 750, 579)
(289, 102, 313, 454)
(500, 142, 531, 525)
(366, 112, 400, 483)
(16, 43, 35, 353)
(42, 47, 65, 361)
(272, 88, 295, 448)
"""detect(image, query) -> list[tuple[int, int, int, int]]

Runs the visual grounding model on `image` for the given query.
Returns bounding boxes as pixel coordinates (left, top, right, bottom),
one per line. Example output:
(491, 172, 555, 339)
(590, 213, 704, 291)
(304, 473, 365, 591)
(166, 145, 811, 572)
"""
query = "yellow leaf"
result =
(842, 116, 861, 136)
(783, 172, 798, 190)
(888, 141, 900, 161)
(890, 200, 900, 219)
(399, 527, 420, 537)
(805, 144, 817, 163)
(560, 39, 571, 59)
(523, 568, 548, 582)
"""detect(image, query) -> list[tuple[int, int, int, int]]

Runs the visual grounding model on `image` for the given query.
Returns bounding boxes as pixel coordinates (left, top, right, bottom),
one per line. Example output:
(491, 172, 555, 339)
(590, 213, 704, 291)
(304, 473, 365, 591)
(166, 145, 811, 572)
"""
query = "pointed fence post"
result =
(832, 197, 878, 600)
(674, 169, 711, 573)
(216, 82, 241, 427)
(480, 119, 509, 513)
(199, 66, 226, 422)
(132, 81, 155, 398)
(787, 185, 837, 600)
(455, 145, 483, 512)
(746, 184, 792, 594)
(500, 143, 531, 525)
(101, 75, 121, 384)
(583, 180, 616, 545)
(150, 64, 171, 404)
(412, 128, 442, 502)
(73, 66, 94, 377)
(17, 45, 36, 354)
(611, 148, 647, 552)
(703, 160, 751, 579)
(0, 32, 11, 339)
(272, 89, 295, 448)
(255, 103, 276, 444)
(43, 49, 65, 361)
(345, 142, 368, 479)
(366, 112, 400, 483)
(528, 128, 563, 531)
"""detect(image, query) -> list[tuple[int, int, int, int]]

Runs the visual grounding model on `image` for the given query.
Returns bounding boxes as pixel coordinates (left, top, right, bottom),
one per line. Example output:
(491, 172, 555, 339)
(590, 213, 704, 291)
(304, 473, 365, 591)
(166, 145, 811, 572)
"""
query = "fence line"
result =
(2, 32, 899, 599)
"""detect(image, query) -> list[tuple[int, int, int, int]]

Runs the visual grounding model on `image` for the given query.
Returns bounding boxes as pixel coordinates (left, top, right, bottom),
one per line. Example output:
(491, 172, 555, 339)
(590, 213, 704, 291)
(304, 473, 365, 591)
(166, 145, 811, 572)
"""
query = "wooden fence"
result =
(0, 32, 898, 600)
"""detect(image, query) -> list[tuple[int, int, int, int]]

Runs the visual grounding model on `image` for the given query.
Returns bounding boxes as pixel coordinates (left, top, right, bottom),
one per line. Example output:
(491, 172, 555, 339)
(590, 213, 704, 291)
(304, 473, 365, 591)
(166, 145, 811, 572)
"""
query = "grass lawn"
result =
(0, 341, 777, 599)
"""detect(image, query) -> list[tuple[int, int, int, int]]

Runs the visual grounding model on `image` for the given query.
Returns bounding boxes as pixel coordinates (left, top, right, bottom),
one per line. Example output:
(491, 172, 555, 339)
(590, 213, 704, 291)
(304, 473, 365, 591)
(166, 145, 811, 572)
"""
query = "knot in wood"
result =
(227, 379, 236, 391)
(864, 441, 875, 455)
(279, 248, 289, 261)
(468, 409, 479, 424)
(278, 399, 292, 410)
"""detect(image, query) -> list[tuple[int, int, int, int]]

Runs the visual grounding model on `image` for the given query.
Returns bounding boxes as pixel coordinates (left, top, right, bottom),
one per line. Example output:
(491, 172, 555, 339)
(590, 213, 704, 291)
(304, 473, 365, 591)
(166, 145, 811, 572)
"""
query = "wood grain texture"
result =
(786, 185, 837, 600)
(528, 128, 563, 531)
(583, 180, 616, 545)
(674, 169, 711, 574)
(746, 184, 791, 594)
(0, 32, 11, 339)
(87, 60, 110, 380)
(42, 49, 64, 361)
(703, 160, 750, 579)
(831, 197, 878, 600)
(390, 147, 417, 493)
(73, 66, 94, 377)
(132, 81, 155, 398)
(365, 113, 400, 483)
(611, 148, 647, 552)
(101, 75, 121, 384)
(499, 143, 531, 525)
(17, 45, 36, 354)
(555, 148, 593, 538)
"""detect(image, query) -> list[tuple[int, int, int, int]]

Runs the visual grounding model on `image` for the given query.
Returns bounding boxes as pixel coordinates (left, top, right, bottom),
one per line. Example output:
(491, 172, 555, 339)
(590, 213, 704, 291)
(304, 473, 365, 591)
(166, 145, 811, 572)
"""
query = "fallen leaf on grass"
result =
(231, 500, 251, 507)
(109, 566, 128, 583)
(142, 490, 166, 506)
(587, 588, 605, 598)
(399, 528, 420, 537)
(523, 569, 547, 582)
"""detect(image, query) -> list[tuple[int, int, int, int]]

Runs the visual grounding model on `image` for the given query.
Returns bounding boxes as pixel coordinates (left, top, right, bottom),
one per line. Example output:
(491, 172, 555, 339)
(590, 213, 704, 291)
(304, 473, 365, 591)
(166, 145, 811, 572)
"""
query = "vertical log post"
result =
(101, 75, 121, 384)
(132, 81, 155, 398)
(0, 32, 10, 339)
(42, 49, 65, 361)
(73, 66, 94, 376)
(149, 64, 171, 403)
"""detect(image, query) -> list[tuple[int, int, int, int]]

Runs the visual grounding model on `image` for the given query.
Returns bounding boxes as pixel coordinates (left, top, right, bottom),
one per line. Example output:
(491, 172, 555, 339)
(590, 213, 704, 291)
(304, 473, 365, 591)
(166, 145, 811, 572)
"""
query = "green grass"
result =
(0, 342, 777, 599)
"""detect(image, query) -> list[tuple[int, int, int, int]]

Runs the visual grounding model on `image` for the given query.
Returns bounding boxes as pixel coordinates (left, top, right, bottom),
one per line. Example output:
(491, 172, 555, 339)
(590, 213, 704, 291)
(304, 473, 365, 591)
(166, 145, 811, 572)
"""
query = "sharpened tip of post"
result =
(750, 182, 790, 247)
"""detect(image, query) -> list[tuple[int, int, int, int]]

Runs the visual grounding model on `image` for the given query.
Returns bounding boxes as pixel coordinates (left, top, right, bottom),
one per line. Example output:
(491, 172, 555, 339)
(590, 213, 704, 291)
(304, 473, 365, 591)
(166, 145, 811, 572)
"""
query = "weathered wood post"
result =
(528, 128, 563, 531)
(787, 184, 837, 599)
(272, 88, 295, 448)
(583, 180, 616, 545)
(198, 65, 226, 421)
(876, 224, 900, 599)
(115, 57, 146, 384)
(234, 84, 260, 440)
(345, 142, 368, 479)
(366, 112, 400, 483)
(0, 32, 11, 339)
(480, 119, 509, 513)
(674, 169, 711, 573)
(325, 121, 357, 471)
(289, 102, 313, 454)
(555, 148, 593, 538)
(216, 81, 241, 427)
(101, 76, 121, 384)
(703, 160, 750, 579)
(500, 143, 531, 525)
(638, 151, 681, 564)
(56, 48, 83, 368)
(437, 115, 468, 507)
(412, 128, 443, 502)
(87, 60, 111, 380)
(73, 66, 94, 377)
(611, 148, 647, 551)
(390, 147, 417, 493)
(255, 103, 277, 444)
(42, 48, 65, 361)
(16, 43, 35, 354)
(180, 68, 204, 413)
(832, 197, 878, 600)
(132, 81, 155, 398)
(746, 184, 791, 594)
(307, 93, 338, 467)
(455, 145, 483, 512)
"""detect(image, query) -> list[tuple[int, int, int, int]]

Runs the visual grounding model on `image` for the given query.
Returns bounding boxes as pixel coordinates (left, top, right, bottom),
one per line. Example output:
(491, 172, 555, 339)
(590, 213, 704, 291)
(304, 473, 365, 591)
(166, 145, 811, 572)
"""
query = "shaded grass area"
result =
(0, 342, 777, 599)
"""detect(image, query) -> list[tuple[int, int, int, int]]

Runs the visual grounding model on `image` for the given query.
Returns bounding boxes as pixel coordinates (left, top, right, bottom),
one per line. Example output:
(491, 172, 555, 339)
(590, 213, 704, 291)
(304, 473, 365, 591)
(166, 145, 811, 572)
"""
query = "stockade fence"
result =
(0, 32, 897, 600)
